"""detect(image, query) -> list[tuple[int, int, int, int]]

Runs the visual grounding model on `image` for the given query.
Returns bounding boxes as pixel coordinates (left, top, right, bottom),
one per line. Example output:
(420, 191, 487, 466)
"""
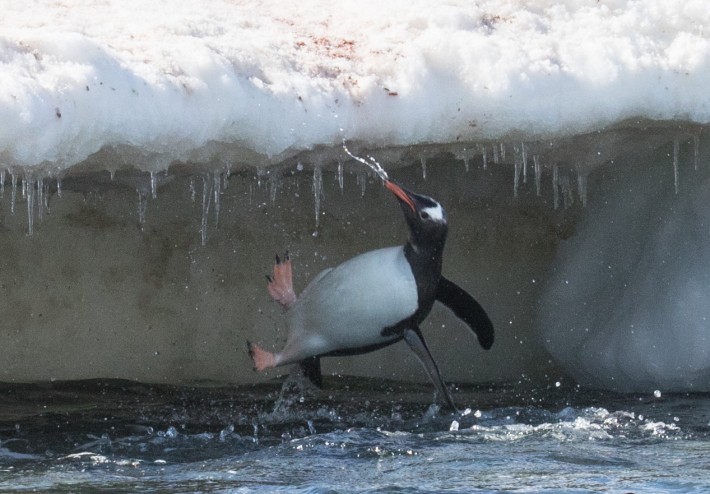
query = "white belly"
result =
(282, 246, 418, 361)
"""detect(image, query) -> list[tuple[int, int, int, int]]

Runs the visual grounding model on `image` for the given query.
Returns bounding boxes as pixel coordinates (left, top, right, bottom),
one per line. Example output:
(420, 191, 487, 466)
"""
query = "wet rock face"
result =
(1, 127, 708, 391)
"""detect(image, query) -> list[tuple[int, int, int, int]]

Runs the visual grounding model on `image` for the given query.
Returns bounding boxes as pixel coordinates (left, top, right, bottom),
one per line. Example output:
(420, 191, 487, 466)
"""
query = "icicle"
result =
(269, 173, 279, 204)
(56, 177, 62, 199)
(213, 171, 221, 227)
(561, 176, 574, 209)
(312, 165, 323, 228)
(337, 160, 344, 192)
(150, 172, 157, 199)
(513, 146, 522, 198)
(10, 173, 17, 215)
(201, 174, 213, 246)
(693, 134, 699, 171)
(420, 154, 427, 180)
(493, 144, 500, 164)
(43, 181, 50, 213)
(552, 164, 559, 210)
(481, 145, 488, 170)
(137, 189, 148, 230)
(462, 155, 470, 172)
(109, 169, 115, 181)
(673, 139, 679, 195)
(26, 176, 34, 235)
(37, 177, 44, 221)
(500, 143, 506, 161)
(256, 167, 267, 188)
(21, 176, 27, 199)
(357, 171, 367, 197)
(0, 169, 5, 198)
(577, 173, 588, 207)
(222, 168, 230, 190)
(533, 155, 541, 197)
(521, 142, 528, 184)
(189, 177, 196, 202)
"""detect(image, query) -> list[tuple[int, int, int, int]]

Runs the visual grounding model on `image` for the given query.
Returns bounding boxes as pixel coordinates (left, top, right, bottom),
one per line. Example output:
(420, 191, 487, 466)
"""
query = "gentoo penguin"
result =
(248, 179, 494, 411)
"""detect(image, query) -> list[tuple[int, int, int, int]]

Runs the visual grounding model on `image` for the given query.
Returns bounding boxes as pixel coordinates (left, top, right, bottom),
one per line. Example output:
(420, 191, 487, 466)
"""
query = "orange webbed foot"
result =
(266, 251, 296, 309)
(247, 341, 277, 372)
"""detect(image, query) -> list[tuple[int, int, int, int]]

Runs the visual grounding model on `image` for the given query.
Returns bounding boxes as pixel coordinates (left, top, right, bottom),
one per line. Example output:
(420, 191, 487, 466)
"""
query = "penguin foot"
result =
(266, 251, 296, 308)
(247, 341, 277, 371)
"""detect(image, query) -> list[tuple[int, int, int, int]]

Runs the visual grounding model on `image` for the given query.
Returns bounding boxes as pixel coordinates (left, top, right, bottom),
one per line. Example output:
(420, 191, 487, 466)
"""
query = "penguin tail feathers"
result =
(247, 341, 276, 372)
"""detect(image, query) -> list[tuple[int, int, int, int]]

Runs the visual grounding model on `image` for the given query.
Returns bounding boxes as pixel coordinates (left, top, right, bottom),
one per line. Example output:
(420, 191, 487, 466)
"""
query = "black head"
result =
(385, 180, 448, 251)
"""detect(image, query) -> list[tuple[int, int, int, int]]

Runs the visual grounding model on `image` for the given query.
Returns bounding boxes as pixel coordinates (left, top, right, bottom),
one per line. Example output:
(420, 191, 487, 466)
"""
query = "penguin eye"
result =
(419, 211, 430, 220)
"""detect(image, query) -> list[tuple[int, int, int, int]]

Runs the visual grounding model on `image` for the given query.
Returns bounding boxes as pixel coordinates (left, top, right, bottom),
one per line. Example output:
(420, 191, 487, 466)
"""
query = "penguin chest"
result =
(288, 247, 418, 352)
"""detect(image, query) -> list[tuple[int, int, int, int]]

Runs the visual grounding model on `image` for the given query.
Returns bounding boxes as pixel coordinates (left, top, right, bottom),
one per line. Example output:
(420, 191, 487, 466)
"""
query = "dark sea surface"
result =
(1, 377, 708, 493)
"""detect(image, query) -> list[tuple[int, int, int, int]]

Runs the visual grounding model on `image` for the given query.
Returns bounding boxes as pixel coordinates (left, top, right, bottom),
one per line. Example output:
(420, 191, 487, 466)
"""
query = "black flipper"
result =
(403, 327, 458, 412)
(299, 356, 323, 388)
(435, 276, 494, 350)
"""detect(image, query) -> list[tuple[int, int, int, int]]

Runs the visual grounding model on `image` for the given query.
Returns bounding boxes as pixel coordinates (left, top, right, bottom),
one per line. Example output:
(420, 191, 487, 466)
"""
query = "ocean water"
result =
(1, 378, 708, 493)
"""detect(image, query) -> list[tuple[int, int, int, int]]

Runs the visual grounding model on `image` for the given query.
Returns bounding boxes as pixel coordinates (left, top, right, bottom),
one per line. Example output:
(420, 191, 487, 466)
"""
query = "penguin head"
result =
(385, 180, 448, 249)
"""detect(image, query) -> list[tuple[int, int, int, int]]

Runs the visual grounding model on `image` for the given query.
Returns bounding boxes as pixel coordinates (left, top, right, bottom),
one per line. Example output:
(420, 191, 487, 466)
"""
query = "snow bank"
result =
(2, 0, 710, 173)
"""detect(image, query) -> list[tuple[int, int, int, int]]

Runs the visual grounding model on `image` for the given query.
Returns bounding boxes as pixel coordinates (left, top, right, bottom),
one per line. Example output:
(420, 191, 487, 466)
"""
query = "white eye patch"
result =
(421, 204, 445, 222)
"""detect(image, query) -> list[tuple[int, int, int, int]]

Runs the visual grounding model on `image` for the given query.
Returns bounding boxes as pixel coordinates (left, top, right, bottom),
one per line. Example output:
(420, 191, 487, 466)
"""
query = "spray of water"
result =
(342, 140, 389, 183)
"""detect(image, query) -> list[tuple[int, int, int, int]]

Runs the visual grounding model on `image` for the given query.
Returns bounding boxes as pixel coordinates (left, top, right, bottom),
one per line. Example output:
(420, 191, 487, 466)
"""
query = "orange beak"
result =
(385, 180, 415, 212)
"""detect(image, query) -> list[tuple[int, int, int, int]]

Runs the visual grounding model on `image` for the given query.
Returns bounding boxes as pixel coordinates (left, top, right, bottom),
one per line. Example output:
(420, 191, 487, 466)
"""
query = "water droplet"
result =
(654, 390, 662, 399)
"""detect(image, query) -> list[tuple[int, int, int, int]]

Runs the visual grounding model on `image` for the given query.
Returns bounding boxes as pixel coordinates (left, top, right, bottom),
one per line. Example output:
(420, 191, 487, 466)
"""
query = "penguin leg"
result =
(266, 251, 297, 309)
(299, 356, 323, 388)
(403, 327, 458, 412)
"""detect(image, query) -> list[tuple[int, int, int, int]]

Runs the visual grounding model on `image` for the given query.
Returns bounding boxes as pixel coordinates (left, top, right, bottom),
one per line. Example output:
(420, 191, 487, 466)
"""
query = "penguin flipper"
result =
(403, 327, 458, 412)
(299, 356, 323, 388)
(435, 276, 494, 350)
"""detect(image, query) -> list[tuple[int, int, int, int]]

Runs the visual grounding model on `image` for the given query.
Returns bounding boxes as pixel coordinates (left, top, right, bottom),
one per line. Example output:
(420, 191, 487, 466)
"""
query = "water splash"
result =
(342, 140, 389, 182)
